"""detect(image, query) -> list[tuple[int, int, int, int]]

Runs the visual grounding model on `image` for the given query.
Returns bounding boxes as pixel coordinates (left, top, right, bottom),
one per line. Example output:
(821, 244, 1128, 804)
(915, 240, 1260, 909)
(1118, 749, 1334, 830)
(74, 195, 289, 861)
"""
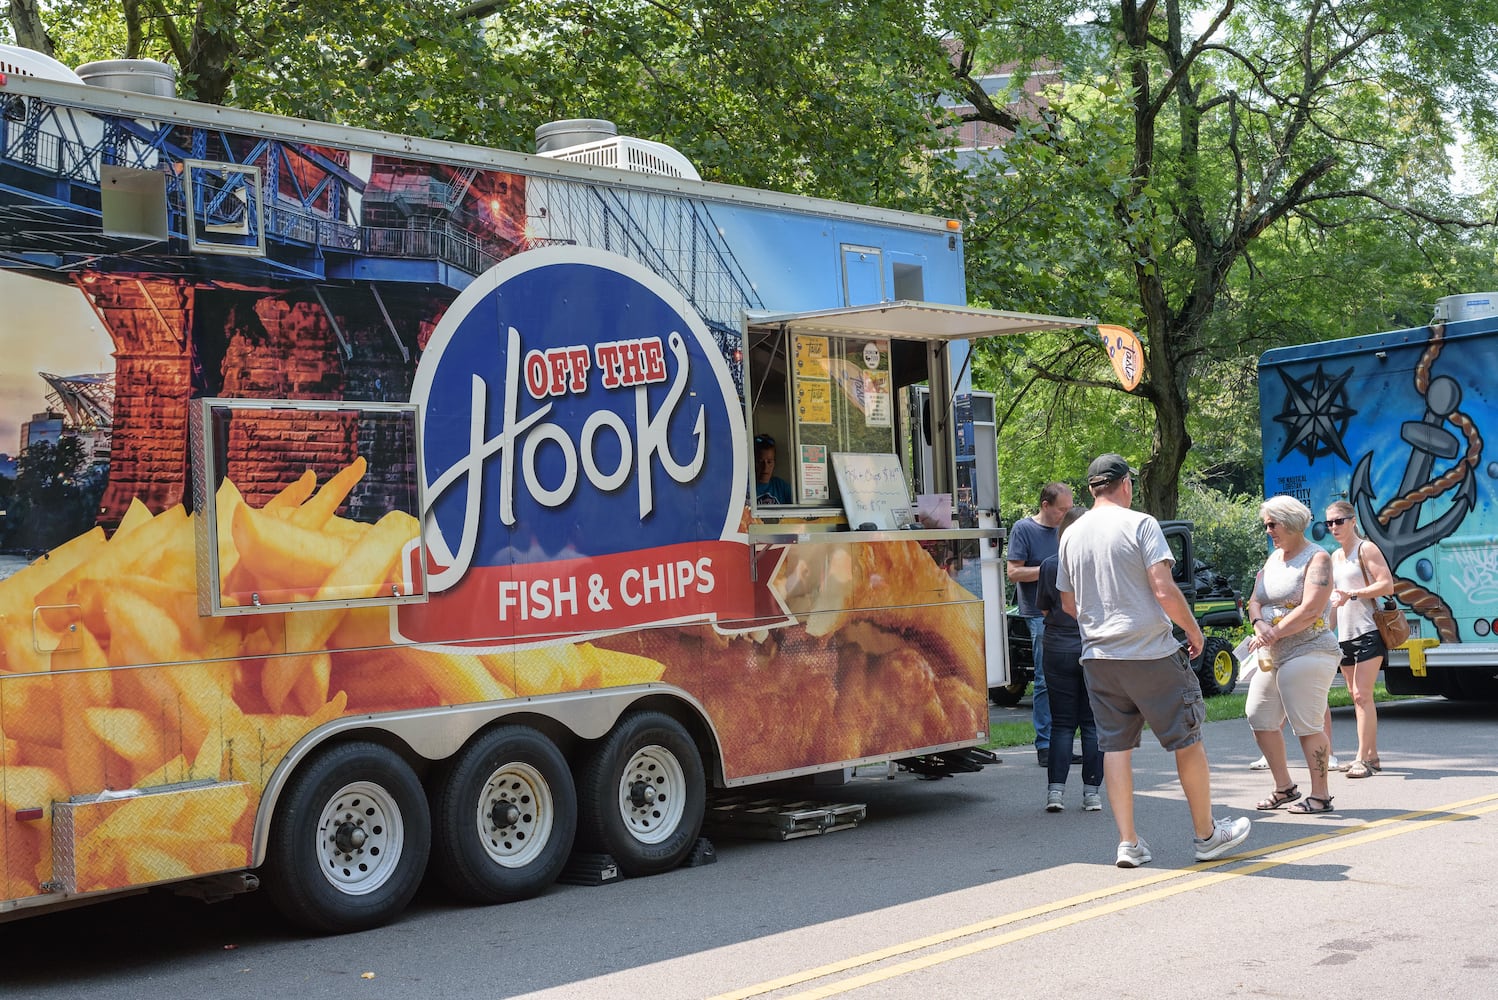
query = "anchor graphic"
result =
(1350, 374, 1479, 571)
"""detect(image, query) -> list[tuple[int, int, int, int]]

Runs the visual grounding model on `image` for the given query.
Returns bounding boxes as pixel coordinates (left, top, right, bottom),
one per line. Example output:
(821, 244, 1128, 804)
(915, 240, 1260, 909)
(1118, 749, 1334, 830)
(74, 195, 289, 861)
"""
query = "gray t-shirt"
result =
(1056, 505, 1178, 660)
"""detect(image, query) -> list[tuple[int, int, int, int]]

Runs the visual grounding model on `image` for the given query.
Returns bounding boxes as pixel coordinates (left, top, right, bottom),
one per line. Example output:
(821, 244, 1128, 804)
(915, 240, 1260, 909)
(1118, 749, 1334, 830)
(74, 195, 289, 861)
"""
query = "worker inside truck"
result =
(746, 320, 931, 521)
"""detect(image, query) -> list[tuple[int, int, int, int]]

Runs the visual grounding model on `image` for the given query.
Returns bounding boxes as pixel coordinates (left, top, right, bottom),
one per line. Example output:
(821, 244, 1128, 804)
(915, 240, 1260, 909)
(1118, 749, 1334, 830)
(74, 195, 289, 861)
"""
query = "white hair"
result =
(1260, 494, 1312, 534)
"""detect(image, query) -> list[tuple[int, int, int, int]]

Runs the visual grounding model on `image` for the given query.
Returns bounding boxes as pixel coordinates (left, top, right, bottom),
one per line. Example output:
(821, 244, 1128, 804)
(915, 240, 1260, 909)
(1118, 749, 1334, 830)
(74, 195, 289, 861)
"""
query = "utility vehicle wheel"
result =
(429, 725, 577, 903)
(988, 680, 1028, 707)
(263, 741, 430, 933)
(577, 711, 705, 877)
(1196, 636, 1239, 697)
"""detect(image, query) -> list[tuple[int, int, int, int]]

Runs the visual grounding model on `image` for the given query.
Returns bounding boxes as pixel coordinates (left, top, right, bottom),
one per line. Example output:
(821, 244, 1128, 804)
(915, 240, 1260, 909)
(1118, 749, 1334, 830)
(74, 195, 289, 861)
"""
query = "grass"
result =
(984, 681, 1409, 749)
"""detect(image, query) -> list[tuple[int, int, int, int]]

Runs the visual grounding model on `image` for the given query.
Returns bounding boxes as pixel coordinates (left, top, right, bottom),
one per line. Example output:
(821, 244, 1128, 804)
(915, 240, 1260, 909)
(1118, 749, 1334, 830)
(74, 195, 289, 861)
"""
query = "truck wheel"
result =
(1195, 636, 1238, 697)
(988, 680, 1028, 707)
(263, 741, 430, 933)
(429, 725, 577, 903)
(577, 711, 705, 877)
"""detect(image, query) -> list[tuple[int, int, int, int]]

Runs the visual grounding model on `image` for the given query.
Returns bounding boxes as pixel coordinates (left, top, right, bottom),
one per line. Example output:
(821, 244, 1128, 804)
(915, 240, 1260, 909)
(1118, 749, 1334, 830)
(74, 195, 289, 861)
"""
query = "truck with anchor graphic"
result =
(1259, 292, 1498, 700)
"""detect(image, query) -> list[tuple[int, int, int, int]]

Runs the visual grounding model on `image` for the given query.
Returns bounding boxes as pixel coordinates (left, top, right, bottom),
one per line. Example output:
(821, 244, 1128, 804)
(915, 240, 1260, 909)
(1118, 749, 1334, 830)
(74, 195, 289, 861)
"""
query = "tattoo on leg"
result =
(1313, 745, 1327, 776)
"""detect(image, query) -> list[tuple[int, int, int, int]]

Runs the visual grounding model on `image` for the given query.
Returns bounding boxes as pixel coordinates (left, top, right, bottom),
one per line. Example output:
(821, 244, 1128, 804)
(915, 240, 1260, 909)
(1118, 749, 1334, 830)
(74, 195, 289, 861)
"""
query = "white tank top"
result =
(1332, 542, 1380, 642)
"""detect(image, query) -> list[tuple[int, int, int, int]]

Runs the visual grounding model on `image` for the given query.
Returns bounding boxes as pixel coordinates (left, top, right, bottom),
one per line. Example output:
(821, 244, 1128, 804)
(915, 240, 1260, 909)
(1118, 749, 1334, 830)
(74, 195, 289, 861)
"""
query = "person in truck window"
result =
(754, 434, 792, 505)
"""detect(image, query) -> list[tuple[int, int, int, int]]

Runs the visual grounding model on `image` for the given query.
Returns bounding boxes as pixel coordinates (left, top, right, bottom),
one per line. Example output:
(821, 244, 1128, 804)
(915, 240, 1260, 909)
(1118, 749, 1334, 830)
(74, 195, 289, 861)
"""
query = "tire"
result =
(428, 725, 577, 904)
(262, 741, 430, 934)
(577, 711, 705, 877)
(988, 679, 1028, 707)
(1195, 636, 1238, 697)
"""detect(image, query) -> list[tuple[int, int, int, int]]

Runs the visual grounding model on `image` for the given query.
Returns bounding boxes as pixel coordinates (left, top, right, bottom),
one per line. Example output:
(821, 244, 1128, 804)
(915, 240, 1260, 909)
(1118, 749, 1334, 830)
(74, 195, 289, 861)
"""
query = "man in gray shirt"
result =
(1058, 454, 1250, 867)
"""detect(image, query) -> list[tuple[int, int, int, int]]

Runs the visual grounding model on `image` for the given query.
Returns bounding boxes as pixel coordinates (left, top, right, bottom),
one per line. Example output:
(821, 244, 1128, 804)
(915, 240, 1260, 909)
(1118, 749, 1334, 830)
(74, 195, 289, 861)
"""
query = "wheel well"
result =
(601, 693, 723, 788)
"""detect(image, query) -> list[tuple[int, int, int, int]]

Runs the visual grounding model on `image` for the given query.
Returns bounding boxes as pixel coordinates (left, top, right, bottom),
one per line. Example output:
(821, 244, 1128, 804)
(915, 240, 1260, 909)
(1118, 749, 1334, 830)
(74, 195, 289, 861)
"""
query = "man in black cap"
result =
(1057, 453, 1251, 867)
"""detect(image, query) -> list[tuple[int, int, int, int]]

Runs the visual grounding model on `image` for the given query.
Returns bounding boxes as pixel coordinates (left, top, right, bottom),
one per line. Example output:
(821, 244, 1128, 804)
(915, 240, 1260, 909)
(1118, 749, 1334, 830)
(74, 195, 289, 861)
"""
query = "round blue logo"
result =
(412, 247, 744, 591)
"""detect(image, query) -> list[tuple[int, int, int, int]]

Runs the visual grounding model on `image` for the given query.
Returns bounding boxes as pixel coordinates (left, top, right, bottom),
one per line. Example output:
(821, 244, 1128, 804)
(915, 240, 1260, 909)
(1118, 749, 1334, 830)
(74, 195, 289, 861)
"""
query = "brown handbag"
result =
(1358, 542, 1410, 648)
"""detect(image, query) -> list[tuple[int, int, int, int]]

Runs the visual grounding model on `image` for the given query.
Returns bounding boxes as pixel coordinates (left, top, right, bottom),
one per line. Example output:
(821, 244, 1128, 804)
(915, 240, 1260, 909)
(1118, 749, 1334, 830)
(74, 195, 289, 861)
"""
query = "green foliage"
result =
(13, 0, 1498, 517)
(1176, 485, 1267, 599)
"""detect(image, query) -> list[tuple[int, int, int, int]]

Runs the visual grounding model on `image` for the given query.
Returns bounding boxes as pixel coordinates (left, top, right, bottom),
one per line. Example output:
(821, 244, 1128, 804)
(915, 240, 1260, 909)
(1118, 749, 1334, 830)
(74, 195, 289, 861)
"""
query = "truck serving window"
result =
(190, 398, 428, 615)
(748, 328, 905, 511)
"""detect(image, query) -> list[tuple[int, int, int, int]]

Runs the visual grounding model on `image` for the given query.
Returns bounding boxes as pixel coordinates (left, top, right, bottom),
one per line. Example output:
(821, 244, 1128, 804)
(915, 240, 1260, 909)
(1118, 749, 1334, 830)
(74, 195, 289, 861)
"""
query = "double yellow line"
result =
(709, 793, 1498, 1000)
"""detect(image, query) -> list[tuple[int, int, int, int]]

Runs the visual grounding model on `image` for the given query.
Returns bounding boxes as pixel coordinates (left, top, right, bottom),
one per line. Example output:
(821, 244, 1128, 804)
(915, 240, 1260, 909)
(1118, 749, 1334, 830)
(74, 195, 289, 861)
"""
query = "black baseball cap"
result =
(1087, 453, 1137, 488)
(754, 434, 774, 448)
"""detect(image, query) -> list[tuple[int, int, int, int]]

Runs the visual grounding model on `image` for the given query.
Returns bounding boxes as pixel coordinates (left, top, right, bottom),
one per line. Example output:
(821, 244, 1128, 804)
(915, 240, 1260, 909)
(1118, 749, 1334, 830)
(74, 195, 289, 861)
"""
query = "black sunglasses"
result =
(1324, 516, 1352, 529)
(1262, 520, 1279, 530)
(754, 434, 774, 448)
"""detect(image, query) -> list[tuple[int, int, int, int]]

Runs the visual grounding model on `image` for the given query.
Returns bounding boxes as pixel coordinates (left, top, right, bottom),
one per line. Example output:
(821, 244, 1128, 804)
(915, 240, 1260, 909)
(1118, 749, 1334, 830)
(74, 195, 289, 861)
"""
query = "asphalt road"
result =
(3, 696, 1496, 999)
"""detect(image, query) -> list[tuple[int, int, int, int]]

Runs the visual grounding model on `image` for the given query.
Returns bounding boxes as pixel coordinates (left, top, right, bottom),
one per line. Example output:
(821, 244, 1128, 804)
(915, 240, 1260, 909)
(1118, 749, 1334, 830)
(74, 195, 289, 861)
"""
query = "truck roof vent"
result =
(75, 58, 176, 98)
(0, 44, 86, 84)
(535, 118, 700, 181)
(1432, 292, 1498, 324)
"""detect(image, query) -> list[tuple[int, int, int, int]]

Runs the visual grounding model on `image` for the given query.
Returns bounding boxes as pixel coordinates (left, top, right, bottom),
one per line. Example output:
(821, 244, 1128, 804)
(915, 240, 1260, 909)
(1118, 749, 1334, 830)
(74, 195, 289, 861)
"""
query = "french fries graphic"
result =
(0, 457, 664, 897)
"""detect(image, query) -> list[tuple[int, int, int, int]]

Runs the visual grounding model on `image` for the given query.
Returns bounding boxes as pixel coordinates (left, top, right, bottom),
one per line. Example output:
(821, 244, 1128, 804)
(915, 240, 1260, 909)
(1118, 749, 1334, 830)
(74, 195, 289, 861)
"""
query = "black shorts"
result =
(1338, 630, 1386, 667)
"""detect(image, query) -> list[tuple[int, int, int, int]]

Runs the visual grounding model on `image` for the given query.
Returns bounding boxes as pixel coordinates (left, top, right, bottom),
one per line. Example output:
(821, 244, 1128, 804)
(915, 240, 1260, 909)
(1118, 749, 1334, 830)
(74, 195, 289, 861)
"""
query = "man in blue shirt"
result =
(754, 434, 792, 505)
(1007, 482, 1075, 766)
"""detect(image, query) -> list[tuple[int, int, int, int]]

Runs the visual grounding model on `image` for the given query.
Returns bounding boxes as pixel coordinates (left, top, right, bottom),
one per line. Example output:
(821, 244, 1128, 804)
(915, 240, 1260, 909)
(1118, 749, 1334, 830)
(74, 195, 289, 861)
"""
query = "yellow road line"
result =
(709, 792, 1498, 1000)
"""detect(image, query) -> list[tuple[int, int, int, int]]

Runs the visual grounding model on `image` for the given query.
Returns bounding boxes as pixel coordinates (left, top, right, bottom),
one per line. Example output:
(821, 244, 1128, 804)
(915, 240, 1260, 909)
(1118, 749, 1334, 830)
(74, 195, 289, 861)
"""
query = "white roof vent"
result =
(76, 59, 177, 98)
(535, 118, 700, 181)
(0, 44, 86, 84)
(1433, 292, 1498, 324)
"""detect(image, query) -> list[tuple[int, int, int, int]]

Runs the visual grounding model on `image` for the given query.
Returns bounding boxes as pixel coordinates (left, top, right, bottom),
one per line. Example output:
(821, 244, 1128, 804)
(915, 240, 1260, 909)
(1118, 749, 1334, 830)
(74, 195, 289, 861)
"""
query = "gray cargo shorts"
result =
(1082, 648, 1205, 753)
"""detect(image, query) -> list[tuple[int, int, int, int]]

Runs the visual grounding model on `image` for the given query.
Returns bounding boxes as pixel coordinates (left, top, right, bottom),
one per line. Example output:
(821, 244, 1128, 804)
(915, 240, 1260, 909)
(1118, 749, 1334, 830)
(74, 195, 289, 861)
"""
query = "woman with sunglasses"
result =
(1324, 501, 1394, 778)
(1245, 495, 1341, 814)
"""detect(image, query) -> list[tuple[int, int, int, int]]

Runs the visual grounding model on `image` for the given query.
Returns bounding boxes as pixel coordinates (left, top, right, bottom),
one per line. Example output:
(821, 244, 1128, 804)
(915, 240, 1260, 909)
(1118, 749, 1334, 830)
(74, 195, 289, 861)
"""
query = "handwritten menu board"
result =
(831, 452, 913, 530)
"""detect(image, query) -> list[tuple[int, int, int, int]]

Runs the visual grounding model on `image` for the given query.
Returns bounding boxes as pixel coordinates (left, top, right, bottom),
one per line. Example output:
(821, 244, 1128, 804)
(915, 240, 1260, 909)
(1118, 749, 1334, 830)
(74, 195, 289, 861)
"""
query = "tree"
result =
(946, 0, 1498, 515)
(7, 437, 104, 551)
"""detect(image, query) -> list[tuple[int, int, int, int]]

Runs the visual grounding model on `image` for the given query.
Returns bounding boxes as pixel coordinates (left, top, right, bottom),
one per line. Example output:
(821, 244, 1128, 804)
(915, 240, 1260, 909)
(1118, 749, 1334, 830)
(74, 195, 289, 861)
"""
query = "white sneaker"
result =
(1194, 816, 1252, 861)
(1116, 837, 1152, 868)
(1328, 755, 1342, 771)
(1082, 790, 1102, 812)
(1046, 788, 1065, 812)
(1249, 756, 1269, 770)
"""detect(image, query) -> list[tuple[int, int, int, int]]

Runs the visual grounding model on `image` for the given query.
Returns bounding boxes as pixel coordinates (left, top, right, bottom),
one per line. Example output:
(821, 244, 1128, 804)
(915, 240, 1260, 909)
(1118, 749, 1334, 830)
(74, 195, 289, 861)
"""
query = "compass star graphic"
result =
(1274, 363, 1357, 463)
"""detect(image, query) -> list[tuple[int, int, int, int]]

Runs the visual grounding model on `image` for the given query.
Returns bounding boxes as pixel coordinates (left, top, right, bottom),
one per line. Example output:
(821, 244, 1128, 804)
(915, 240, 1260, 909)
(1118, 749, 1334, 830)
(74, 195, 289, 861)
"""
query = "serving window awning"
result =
(746, 300, 1092, 343)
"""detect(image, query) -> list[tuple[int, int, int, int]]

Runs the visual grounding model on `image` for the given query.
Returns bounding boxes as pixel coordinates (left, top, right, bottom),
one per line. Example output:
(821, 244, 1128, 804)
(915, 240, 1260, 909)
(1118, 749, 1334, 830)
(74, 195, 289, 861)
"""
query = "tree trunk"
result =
(7, 0, 54, 57)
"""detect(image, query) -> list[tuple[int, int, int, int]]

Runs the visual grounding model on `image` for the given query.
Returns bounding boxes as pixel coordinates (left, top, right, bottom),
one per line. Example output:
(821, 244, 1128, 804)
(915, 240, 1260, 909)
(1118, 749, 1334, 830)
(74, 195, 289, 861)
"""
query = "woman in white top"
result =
(1324, 500, 1395, 778)
(1245, 495, 1341, 813)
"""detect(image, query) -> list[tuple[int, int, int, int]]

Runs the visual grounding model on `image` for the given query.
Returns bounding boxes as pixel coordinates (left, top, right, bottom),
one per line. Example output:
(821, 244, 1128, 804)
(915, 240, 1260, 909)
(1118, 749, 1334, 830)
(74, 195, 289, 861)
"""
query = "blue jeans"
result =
(1025, 616, 1050, 750)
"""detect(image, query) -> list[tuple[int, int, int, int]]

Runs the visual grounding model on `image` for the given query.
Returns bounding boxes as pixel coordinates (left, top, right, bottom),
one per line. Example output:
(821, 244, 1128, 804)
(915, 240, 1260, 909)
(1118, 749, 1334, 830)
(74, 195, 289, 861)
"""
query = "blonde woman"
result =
(1325, 500, 1394, 778)
(1245, 496, 1341, 814)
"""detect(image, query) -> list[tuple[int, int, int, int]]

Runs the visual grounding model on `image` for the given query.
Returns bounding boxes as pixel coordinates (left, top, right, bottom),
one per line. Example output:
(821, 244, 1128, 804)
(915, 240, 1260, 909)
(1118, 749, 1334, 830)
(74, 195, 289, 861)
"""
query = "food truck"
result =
(0, 49, 1085, 932)
(1259, 292, 1498, 700)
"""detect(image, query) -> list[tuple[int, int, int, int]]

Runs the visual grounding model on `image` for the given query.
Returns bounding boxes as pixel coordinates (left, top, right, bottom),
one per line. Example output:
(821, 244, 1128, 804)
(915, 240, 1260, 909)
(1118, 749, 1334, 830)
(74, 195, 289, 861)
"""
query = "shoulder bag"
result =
(1359, 542, 1411, 648)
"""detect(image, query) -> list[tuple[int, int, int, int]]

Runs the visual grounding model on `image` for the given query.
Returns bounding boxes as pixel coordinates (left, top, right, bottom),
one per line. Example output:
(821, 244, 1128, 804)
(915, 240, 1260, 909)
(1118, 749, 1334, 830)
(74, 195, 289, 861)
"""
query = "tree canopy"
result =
(6, 0, 1497, 516)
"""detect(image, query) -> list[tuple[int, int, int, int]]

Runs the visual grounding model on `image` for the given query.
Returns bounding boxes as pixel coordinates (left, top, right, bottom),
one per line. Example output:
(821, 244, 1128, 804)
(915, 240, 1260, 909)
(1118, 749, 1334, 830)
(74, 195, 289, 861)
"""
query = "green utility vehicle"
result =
(989, 520, 1244, 705)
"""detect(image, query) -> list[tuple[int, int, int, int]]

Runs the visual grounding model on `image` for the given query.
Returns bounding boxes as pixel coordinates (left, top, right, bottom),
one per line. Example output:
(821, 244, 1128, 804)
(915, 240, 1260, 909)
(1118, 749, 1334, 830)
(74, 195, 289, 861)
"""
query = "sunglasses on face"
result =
(1324, 516, 1352, 529)
(1262, 521, 1279, 531)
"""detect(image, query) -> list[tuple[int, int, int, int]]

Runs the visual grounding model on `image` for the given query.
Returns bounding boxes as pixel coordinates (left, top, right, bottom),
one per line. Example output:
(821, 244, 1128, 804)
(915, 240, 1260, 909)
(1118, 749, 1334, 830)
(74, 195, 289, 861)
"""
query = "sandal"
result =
(1256, 784, 1301, 810)
(1288, 795, 1334, 814)
(1346, 759, 1376, 778)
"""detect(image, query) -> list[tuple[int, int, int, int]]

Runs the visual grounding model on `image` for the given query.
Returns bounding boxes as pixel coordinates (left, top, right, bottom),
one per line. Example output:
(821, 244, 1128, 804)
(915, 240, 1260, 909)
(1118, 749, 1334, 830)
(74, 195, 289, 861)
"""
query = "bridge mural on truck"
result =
(1263, 321, 1496, 645)
(0, 92, 761, 527)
